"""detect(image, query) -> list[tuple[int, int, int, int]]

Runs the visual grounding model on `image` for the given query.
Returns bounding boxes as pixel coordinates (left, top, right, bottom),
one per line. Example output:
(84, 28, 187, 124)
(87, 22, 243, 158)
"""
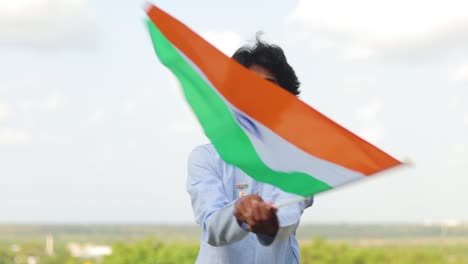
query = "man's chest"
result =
(218, 164, 274, 202)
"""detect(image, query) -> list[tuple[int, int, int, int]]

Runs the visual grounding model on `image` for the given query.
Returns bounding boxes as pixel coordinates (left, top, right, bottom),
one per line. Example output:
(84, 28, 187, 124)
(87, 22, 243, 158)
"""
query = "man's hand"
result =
(233, 194, 279, 237)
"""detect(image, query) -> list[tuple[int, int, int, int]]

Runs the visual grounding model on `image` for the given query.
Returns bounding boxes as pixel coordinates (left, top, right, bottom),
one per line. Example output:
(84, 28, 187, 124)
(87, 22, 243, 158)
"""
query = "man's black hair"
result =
(231, 35, 301, 95)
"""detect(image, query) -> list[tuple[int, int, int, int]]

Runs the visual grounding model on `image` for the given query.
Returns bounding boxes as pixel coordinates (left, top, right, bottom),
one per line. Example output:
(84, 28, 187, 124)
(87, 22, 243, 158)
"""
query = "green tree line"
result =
(1, 238, 467, 264)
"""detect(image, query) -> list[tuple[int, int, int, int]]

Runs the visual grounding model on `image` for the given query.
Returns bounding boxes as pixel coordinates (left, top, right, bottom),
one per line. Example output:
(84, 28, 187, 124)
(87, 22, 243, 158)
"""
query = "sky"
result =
(0, 0, 467, 224)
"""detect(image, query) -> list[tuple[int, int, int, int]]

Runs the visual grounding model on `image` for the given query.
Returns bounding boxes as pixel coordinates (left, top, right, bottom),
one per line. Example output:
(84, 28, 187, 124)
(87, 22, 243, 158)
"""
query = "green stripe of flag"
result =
(147, 20, 331, 196)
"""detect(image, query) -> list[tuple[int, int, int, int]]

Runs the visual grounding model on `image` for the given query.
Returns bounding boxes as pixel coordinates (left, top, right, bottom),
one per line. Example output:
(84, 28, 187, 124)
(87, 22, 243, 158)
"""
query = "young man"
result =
(187, 38, 313, 264)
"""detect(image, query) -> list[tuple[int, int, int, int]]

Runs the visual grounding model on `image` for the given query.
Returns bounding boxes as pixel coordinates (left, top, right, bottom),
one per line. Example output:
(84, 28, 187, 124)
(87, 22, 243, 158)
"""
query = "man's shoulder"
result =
(188, 144, 227, 177)
(191, 143, 217, 156)
(189, 143, 220, 163)
(192, 143, 215, 152)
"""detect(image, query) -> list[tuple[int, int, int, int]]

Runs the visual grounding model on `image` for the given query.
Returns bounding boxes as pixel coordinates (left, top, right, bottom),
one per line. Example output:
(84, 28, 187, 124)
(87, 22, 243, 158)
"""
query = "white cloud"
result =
(127, 139, 137, 149)
(355, 101, 383, 122)
(42, 94, 65, 111)
(0, 103, 11, 121)
(0, 128, 32, 145)
(452, 64, 468, 81)
(123, 102, 137, 115)
(449, 143, 467, 156)
(447, 95, 462, 110)
(343, 45, 375, 60)
(202, 31, 242, 57)
(169, 104, 202, 134)
(288, 0, 468, 59)
(38, 133, 70, 145)
(16, 99, 34, 112)
(0, 0, 96, 49)
(341, 77, 376, 96)
(89, 109, 104, 122)
(355, 101, 385, 143)
(358, 124, 385, 144)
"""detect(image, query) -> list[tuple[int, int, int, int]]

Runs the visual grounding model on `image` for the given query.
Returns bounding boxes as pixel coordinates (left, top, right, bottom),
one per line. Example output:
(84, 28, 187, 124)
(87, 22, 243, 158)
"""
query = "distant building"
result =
(27, 256, 37, 264)
(10, 244, 20, 253)
(67, 242, 112, 260)
(423, 219, 461, 227)
(442, 219, 461, 227)
(45, 234, 54, 256)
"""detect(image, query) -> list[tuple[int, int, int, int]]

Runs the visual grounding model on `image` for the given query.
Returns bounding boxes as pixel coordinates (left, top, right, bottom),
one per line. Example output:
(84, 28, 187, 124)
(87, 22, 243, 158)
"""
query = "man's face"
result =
(248, 64, 278, 85)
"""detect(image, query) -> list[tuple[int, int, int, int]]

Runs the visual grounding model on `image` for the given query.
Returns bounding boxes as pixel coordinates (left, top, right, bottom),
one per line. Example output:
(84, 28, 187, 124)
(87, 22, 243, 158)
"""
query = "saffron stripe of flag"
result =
(145, 4, 402, 197)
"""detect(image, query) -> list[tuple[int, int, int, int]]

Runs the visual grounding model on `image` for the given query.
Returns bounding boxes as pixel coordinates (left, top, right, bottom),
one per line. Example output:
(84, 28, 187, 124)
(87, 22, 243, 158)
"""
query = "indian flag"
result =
(145, 4, 402, 197)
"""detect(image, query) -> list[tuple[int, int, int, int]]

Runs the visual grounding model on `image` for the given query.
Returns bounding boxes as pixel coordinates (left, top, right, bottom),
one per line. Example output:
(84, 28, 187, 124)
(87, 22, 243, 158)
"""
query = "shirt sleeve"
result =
(257, 188, 314, 246)
(186, 145, 248, 247)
